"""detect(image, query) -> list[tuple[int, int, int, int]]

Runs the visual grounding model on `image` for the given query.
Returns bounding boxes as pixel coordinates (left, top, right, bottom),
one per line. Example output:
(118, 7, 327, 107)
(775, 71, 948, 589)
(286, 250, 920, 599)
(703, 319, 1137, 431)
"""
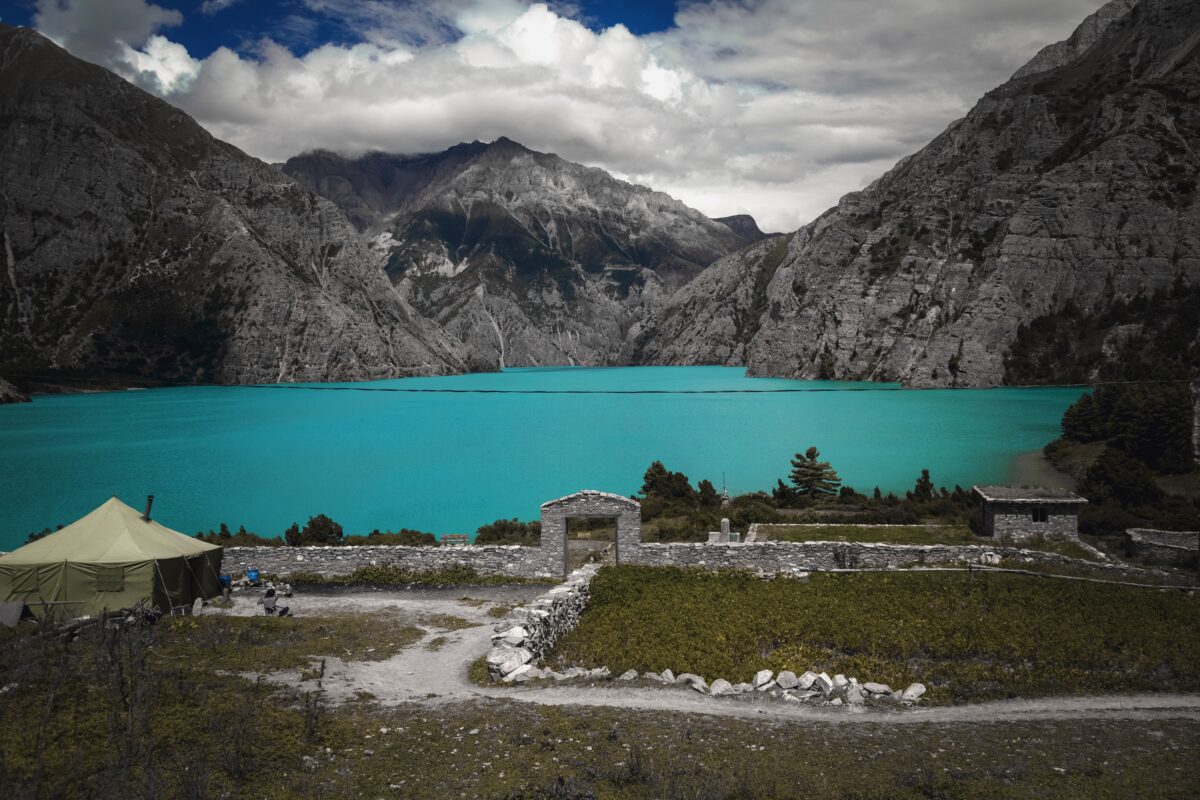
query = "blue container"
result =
(219, 574, 232, 589)
(246, 568, 260, 582)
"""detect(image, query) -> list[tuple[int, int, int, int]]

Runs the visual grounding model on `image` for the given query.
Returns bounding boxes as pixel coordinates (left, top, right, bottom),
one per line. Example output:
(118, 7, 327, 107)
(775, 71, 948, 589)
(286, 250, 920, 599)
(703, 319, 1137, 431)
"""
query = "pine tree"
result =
(697, 479, 719, 507)
(912, 469, 935, 501)
(789, 447, 842, 496)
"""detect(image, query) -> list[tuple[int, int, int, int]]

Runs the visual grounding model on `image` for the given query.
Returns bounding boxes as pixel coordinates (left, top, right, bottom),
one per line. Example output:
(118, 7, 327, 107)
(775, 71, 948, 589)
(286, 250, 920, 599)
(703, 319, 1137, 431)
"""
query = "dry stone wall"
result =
(1124, 528, 1199, 567)
(487, 564, 599, 682)
(221, 544, 550, 579)
(630, 540, 1146, 576)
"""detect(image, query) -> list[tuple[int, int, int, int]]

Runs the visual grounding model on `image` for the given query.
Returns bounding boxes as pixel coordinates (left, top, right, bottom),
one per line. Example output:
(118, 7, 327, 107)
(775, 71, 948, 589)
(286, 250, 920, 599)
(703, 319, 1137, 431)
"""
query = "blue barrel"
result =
(219, 574, 232, 589)
(246, 568, 260, 582)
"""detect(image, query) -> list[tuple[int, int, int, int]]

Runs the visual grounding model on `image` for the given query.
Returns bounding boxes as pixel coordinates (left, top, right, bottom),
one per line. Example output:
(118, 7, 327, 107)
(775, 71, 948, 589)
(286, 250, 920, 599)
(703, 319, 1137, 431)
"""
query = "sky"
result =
(2, 0, 1110, 232)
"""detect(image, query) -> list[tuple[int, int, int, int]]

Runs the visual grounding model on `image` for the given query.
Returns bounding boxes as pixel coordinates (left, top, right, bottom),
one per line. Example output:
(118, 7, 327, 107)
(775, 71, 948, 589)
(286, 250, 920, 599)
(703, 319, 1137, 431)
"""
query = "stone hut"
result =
(971, 486, 1087, 541)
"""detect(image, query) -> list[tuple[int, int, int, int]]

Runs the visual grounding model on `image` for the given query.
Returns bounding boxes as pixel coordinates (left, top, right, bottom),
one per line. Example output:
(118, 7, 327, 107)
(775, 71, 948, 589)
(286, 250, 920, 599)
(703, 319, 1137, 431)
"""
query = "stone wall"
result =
(1124, 528, 1199, 567)
(629, 540, 1142, 576)
(221, 544, 551, 579)
(985, 502, 1080, 540)
(486, 564, 598, 681)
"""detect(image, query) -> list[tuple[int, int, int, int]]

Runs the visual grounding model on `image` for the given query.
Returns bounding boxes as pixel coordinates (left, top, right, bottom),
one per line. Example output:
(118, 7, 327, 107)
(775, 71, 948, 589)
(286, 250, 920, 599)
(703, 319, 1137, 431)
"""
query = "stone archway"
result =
(540, 490, 641, 577)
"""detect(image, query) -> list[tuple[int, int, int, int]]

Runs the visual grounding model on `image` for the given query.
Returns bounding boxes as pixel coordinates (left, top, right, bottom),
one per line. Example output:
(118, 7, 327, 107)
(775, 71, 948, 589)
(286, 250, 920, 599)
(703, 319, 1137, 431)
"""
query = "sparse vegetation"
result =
(283, 564, 553, 587)
(550, 565, 1200, 704)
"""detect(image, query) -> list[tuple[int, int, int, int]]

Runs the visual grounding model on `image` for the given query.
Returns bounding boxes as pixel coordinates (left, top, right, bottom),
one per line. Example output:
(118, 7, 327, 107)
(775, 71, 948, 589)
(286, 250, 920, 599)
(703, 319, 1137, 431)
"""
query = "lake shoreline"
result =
(1008, 448, 1077, 490)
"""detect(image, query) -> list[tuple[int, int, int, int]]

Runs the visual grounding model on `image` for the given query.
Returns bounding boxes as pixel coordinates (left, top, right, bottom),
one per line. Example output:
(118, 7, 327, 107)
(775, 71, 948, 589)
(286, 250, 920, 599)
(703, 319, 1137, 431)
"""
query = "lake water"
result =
(0, 366, 1083, 549)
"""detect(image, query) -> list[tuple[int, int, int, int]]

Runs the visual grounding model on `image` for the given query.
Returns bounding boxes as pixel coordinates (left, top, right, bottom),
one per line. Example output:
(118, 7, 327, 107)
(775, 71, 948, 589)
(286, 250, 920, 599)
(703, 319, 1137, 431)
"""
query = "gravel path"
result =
(225, 588, 1200, 724)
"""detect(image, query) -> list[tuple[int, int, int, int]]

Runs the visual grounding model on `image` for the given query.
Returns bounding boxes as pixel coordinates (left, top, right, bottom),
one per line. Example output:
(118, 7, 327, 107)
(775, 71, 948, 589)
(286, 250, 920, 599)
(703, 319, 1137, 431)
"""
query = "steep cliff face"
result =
(0, 26, 470, 386)
(636, 0, 1200, 386)
(284, 140, 749, 367)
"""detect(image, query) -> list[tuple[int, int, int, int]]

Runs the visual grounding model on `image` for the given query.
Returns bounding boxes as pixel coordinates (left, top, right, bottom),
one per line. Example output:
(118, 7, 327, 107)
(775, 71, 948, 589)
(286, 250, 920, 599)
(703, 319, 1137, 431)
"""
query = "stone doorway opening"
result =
(566, 518, 616, 571)
(539, 491, 641, 578)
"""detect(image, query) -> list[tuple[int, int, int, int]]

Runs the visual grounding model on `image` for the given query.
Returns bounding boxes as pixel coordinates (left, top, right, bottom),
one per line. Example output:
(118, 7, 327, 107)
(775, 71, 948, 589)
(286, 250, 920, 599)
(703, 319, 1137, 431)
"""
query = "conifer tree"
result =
(789, 447, 842, 496)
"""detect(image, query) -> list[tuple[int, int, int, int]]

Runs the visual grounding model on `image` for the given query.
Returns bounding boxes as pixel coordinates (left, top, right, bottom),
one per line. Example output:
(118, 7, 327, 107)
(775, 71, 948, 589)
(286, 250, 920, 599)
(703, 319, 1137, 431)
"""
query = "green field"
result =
(549, 565, 1200, 704)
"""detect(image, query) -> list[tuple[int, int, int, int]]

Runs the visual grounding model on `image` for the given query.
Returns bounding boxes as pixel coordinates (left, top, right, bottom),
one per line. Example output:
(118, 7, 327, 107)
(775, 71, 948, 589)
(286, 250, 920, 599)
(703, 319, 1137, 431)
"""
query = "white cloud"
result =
(200, 0, 240, 14)
(34, 0, 1113, 232)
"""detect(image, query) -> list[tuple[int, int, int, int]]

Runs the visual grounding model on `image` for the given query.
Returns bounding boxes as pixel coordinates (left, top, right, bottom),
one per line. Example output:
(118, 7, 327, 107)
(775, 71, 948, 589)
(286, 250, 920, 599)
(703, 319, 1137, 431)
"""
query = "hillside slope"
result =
(634, 0, 1200, 386)
(0, 25, 471, 386)
(284, 140, 750, 367)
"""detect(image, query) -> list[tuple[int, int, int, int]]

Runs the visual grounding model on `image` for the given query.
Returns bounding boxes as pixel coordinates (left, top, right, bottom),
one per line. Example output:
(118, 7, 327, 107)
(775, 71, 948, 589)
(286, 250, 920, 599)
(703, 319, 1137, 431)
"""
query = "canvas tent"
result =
(0, 497, 222, 617)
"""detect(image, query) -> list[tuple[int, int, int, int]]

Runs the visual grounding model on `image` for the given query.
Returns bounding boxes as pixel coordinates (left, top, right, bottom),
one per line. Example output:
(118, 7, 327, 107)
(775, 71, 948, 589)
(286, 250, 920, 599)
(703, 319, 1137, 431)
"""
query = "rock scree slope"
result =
(0, 24, 472, 386)
(634, 0, 1200, 386)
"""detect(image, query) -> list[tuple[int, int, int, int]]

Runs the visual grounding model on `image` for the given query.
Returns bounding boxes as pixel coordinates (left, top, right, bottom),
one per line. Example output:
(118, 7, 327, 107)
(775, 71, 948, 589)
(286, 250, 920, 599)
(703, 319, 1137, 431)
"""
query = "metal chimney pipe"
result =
(143, 494, 154, 522)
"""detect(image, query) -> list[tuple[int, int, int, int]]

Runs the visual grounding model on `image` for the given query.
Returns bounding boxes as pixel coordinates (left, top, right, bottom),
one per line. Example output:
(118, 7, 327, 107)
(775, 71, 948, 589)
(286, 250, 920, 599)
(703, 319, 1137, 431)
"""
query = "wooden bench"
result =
(440, 534, 471, 545)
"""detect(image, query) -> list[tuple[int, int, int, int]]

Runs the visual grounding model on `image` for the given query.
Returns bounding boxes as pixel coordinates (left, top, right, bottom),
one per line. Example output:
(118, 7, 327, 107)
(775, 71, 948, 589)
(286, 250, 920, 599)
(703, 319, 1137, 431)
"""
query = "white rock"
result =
(709, 679, 733, 696)
(642, 671, 664, 682)
(618, 670, 638, 681)
(732, 682, 754, 693)
(753, 669, 774, 688)
(832, 674, 849, 690)
(776, 670, 799, 690)
(691, 680, 709, 694)
(797, 671, 819, 690)
(845, 685, 866, 705)
(863, 682, 892, 695)
(661, 669, 675, 683)
(502, 664, 532, 682)
(828, 697, 843, 707)
(815, 672, 834, 695)
(901, 683, 927, 702)
(756, 680, 777, 692)
(677, 672, 705, 686)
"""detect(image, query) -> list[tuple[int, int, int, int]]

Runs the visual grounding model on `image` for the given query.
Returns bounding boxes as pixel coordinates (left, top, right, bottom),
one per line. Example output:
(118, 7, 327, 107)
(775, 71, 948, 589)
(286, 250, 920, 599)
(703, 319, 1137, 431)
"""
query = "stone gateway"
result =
(540, 491, 641, 577)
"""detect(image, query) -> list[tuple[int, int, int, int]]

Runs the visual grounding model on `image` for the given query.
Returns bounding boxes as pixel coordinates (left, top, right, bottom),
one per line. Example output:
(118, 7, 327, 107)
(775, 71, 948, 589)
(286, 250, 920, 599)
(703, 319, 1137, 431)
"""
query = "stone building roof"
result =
(540, 490, 640, 510)
(972, 485, 1087, 504)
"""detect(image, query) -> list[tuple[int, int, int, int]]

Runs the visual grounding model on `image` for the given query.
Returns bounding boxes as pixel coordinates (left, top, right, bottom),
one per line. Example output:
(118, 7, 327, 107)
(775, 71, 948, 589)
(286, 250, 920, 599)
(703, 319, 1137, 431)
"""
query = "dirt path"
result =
(224, 589, 1200, 725)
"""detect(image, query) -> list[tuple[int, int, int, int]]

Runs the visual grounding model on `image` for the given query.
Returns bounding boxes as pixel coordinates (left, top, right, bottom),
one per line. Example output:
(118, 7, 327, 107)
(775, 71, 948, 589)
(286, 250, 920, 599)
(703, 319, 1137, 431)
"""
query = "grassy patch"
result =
(424, 636, 449, 652)
(487, 604, 513, 618)
(550, 565, 1200, 704)
(420, 613, 473, 631)
(2, 622, 1197, 798)
(283, 564, 554, 587)
(155, 614, 424, 672)
(467, 655, 491, 686)
(762, 524, 977, 545)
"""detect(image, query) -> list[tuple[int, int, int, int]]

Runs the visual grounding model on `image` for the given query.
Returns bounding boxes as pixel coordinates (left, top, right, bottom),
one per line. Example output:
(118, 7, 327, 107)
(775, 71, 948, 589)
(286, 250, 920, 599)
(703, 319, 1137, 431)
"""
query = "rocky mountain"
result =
(283, 140, 752, 367)
(0, 25, 471, 387)
(714, 215, 773, 243)
(634, 0, 1200, 386)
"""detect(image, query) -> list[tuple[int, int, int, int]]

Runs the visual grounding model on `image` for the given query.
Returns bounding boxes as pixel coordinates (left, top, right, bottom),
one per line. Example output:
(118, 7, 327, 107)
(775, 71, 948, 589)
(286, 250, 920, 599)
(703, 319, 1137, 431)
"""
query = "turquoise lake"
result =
(0, 366, 1084, 549)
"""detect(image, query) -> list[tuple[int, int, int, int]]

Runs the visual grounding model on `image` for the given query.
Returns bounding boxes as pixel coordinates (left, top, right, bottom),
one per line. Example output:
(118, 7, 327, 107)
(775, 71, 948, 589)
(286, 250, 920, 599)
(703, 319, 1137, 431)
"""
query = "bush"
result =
(284, 514, 344, 546)
(476, 518, 541, 546)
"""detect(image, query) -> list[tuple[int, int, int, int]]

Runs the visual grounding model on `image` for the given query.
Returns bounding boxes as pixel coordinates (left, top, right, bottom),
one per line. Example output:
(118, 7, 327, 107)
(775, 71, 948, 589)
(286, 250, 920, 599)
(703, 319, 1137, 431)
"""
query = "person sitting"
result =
(257, 588, 290, 617)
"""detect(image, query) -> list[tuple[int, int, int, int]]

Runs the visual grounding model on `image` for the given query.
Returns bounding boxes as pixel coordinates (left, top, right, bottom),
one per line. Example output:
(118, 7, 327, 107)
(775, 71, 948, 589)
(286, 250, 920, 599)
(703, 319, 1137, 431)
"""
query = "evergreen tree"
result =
(300, 514, 344, 545)
(1061, 393, 1103, 442)
(283, 522, 301, 546)
(789, 447, 842, 496)
(772, 478, 800, 506)
(640, 461, 696, 502)
(1082, 448, 1164, 507)
(697, 479, 719, 507)
(912, 469, 935, 502)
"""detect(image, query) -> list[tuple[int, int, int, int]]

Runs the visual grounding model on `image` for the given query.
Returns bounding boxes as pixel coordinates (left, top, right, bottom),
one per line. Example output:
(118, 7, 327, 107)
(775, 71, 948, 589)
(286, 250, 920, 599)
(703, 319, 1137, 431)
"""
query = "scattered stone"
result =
(753, 669, 774, 688)
(814, 672, 834, 696)
(863, 682, 892, 695)
(828, 697, 843, 707)
(643, 671, 664, 682)
(845, 685, 866, 705)
(691, 680, 709, 694)
(832, 674, 849, 690)
(732, 682, 753, 694)
(776, 670, 799, 690)
(793, 690, 822, 701)
(755, 680, 777, 692)
(661, 669, 675, 683)
(901, 683, 927, 702)
(709, 679, 733, 696)
(618, 669, 638, 681)
(676, 672, 705, 686)
(502, 664, 532, 683)
(797, 671, 819, 690)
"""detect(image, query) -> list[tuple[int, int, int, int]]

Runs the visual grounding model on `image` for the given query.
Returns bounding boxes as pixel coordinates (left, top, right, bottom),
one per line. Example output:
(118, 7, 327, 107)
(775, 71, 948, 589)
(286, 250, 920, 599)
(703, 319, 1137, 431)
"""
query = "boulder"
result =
(814, 672, 834, 696)
(828, 697, 843, 707)
(755, 680, 777, 692)
(661, 669, 675, 683)
(845, 685, 866, 705)
(691, 680, 709, 694)
(676, 672, 705, 686)
(709, 679, 733, 696)
(862, 682, 892, 695)
(776, 670, 799, 690)
(618, 670, 638, 681)
(793, 690, 822, 701)
(832, 674, 849, 690)
(732, 682, 754, 693)
(643, 671, 665, 682)
(502, 664, 532, 682)
(901, 683, 927, 702)
(797, 671, 819, 690)
(753, 669, 774, 688)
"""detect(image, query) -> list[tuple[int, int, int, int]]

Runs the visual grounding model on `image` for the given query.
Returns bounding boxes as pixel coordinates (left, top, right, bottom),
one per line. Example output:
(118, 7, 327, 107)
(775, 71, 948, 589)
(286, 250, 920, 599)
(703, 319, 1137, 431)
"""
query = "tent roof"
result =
(0, 497, 220, 565)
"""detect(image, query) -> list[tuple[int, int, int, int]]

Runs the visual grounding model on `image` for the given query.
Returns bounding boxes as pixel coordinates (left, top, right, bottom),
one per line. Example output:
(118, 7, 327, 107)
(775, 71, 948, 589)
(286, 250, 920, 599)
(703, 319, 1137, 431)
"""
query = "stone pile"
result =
(623, 667, 926, 708)
(486, 564, 599, 682)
